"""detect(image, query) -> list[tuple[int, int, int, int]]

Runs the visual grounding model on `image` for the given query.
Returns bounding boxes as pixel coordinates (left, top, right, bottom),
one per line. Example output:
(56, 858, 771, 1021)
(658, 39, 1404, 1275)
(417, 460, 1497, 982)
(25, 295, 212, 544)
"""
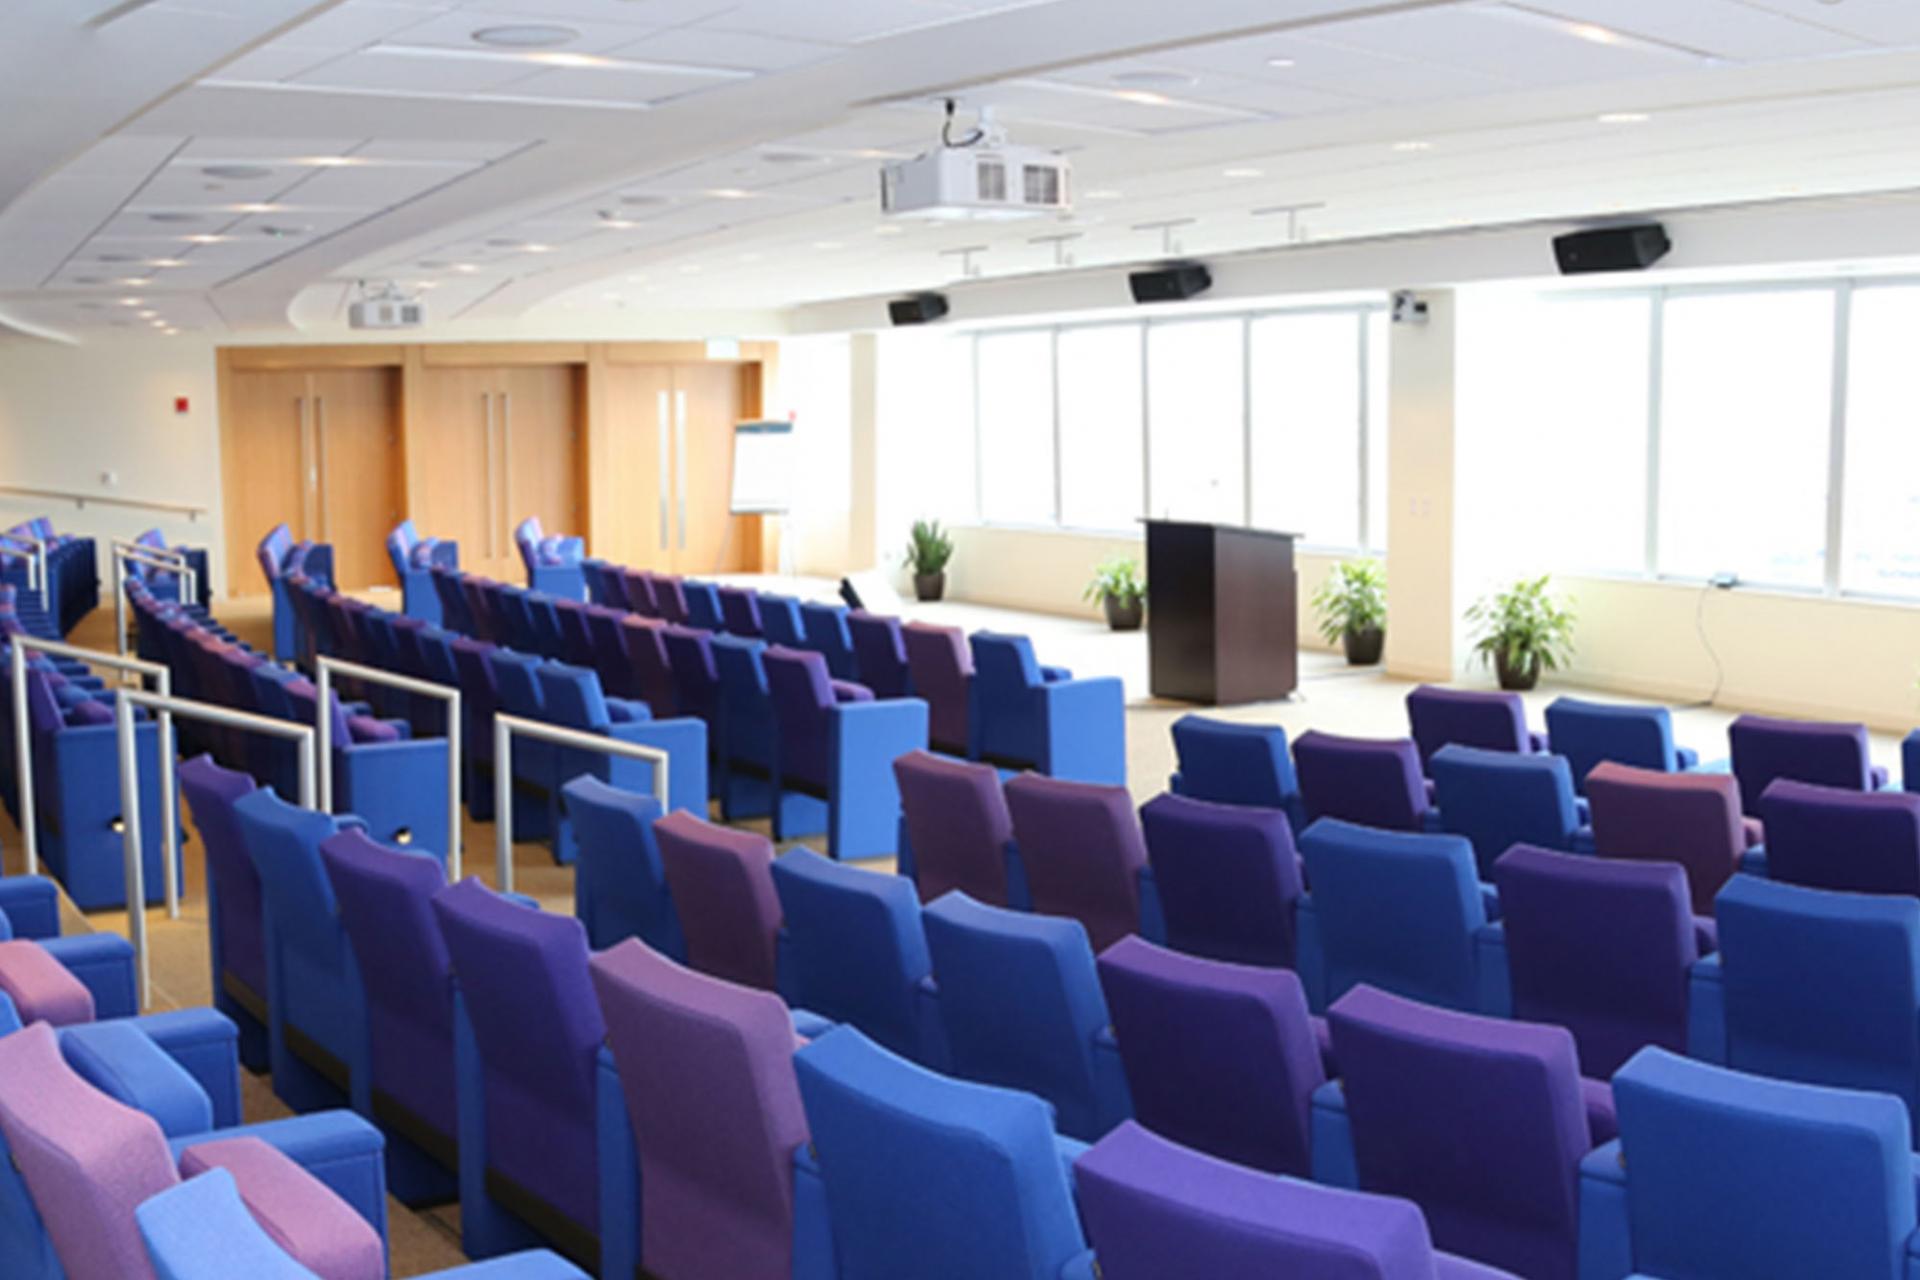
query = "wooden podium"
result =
(1143, 519, 1300, 706)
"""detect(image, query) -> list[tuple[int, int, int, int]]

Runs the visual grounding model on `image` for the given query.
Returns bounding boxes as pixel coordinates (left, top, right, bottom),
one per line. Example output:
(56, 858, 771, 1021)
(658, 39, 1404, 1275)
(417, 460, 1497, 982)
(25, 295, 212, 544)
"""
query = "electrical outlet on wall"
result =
(100, 470, 118, 488)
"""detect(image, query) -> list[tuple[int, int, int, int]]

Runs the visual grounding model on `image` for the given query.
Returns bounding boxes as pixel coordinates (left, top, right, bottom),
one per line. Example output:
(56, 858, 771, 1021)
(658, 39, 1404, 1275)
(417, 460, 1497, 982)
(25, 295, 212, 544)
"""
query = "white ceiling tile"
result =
(698, 0, 975, 45)
(1306, 7, 1698, 83)
(1518, 0, 1867, 62)
(381, 7, 659, 53)
(176, 137, 366, 161)
(211, 43, 343, 82)
(353, 138, 524, 161)
(491, 63, 740, 104)
(1166, 32, 1507, 104)
(288, 48, 547, 93)
(1737, 0, 1920, 46)
(279, 162, 477, 205)
(254, 2, 456, 54)
(604, 25, 846, 70)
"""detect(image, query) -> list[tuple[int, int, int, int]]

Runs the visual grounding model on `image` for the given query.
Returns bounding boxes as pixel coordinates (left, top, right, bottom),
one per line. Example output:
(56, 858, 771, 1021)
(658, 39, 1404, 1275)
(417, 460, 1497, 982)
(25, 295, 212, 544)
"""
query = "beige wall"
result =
(1384, 290, 1458, 681)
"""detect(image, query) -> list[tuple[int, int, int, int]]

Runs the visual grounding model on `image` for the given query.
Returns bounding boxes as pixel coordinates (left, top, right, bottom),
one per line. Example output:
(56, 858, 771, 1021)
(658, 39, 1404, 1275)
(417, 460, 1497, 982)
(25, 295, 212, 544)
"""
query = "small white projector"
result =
(347, 297, 424, 330)
(881, 144, 1071, 221)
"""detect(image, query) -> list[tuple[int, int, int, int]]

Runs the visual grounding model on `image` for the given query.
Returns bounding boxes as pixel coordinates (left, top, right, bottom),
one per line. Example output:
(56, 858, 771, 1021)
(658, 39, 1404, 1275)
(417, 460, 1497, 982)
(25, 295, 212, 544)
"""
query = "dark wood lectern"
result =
(1143, 519, 1300, 706)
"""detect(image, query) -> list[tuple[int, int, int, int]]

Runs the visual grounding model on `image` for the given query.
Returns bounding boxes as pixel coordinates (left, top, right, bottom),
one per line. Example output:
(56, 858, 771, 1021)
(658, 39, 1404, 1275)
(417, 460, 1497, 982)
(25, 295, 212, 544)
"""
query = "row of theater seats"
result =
(2, 517, 97, 636)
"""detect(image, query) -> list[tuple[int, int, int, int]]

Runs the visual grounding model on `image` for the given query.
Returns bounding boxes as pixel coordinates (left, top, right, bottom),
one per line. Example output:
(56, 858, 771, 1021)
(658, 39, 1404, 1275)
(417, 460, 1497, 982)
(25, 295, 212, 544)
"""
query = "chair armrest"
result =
(1676, 746, 1700, 770)
(1687, 951, 1727, 1063)
(605, 716, 708, 815)
(596, 1043, 640, 1280)
(334, 737, 450, 855)
(176, 1111, 388, 1237)
(41, 933, 138, 1020)
(60, 1021, 214, 1138)
(1479, 882, 1502, 922)
(0, 875, 61, 939)
(1309, 1080, 1358, 1188)
(1571, 826, 1597, 855)
(1740, 844, 1768, 877)
(125, 1008, 242, 1129)
(1473, 920, 1512, 1018)
(1037, 676, 1126, 785)
(791, 1008, 836, 1041)
(1578, 1139, 1634, 1280)
(1058, 1252, 1101, 1280)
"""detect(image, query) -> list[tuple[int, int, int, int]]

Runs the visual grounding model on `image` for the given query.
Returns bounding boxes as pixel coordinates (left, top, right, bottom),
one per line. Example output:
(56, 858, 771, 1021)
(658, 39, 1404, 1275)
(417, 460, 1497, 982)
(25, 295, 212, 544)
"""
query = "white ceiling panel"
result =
(497, 64, 741, 105)
(1307, 6, 1700, 83)
(175, 137, 366, 161)
(1520, 0, 1867, 62)
(605, 26, 847, 71)
(254, 2, 455, 54)
(450, 0, 725, 21)
(288, 49, 548, 93)
(353, 138, 524, 161)
(1166, 32, 1509, 104)
(1739, 0, 1920, 47)
(381, 7, 660, 53)
(280, 161, 478, 204)
(210, 43, 344, 83)
(1046, 57, 1365, 116)
(700, 0, 1000, 46)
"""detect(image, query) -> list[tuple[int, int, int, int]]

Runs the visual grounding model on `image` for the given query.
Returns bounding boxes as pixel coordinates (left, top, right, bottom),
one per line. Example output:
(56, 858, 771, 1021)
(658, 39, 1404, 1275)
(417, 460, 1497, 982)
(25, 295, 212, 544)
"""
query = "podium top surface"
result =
(1139, 518, 1302, 542)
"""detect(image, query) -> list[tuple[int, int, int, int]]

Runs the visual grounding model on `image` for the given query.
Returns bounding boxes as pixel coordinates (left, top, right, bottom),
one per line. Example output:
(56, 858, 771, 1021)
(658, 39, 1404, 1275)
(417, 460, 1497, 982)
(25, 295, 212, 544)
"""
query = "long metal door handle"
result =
(314, 395, 330, 541)
(297, 394, 316, 537)
(483, 392, 497, 559)
(656, 389, 670, 552)
(501, 391, 513, 549)
(674, 389, 688, 551)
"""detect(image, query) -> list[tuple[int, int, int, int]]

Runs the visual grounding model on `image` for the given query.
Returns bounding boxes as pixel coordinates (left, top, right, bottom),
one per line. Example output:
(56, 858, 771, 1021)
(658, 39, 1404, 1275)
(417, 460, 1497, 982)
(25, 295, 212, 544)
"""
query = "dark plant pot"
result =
(1495, 650, 1542, 692)
(914, 572, 946, 602)
(1103, 592, 1144, 632)
(1343, 626, 1384, 666)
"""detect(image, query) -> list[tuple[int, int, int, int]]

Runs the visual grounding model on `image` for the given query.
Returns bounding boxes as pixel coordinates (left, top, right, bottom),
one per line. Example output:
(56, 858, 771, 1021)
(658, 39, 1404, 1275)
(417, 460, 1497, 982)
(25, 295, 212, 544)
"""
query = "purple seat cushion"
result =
(0, 939, 95, 1026)
(178, 1137, 384, 1280)
(65, 700, 115, 727)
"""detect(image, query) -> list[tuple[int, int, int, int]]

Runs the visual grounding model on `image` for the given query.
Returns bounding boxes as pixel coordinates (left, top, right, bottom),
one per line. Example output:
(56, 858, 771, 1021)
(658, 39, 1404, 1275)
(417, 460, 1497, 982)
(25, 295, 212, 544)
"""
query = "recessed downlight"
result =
(1267, 57, 1297, 68)
(619, 193, 669, 206)
(257, 225, 307, 238)
(202, 164, 274, 181)
(471, 24, 580, 48)
(1223, 167, 1263, 178)
(1597, 111, 1650, 124)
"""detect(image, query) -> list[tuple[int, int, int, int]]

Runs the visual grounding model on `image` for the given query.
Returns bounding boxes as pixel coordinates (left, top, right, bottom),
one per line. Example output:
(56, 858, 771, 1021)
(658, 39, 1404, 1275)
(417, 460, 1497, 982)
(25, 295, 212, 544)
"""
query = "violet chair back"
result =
(1585, 762, 1745, 915)
(654, 811, 783, 991)
(893, 750, 1017, 906)
(1729, 713, 1884, 815)
(846, 612, 910, 700)
(1004, 773, 1146, 952)
(1293, 730, 1430, 831)
(1406, 685, 1538, 771)
(1139, 792, 1300, 968)
(900, 622, 972, 755)
(1760, 779, 1920, 897)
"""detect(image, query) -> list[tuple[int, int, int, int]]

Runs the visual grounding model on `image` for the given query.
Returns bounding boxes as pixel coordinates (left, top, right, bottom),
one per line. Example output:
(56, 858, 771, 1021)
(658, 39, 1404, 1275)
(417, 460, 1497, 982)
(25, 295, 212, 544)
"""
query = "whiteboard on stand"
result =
(730, 420, 795, 515)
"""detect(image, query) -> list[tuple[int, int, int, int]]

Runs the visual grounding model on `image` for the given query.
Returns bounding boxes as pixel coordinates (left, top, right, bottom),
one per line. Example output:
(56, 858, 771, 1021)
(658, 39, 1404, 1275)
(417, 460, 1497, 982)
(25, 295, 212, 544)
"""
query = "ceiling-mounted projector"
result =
(880, 100, 1071, 221)
(347, 281, 424, 330)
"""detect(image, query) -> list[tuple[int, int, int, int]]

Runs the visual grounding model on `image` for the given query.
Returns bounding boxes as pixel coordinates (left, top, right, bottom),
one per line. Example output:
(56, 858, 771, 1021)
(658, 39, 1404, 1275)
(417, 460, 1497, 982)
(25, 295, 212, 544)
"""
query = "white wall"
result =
(1384, 290, 1458, 681)
(0, 335, 224, 589)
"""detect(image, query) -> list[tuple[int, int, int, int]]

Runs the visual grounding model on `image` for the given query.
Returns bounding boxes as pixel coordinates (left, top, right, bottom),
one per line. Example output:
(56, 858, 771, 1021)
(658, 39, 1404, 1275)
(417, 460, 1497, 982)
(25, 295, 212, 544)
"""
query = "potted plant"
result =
(1311, 558, 1387, 666)
(1084, 557, 1146, 631)
(905, 519, 954, 602)
(1467, 574, 1576, 691)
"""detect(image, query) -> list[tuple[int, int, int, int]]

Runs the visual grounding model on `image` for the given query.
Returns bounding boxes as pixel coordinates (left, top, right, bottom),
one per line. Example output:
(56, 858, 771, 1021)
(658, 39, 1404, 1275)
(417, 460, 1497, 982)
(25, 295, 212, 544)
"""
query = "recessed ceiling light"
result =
(147, 212, 200, 224)
(1113, 89, 1173, 106)
(232, 203, 284, 214)
(524, 243, 554, 253)
(161, 329, 179, 336)
(147, 259, 185, 268)
(705, 188, 754, 199)
(470, 24, 579, 48)
(118, 277, 152, 286)
(1567, 22, 1621, 45)
(1112, 69, 1196, 88)
(812, 241, 845, 251)
(1267, 57, 1297, 68)
(527, 51, 612, 69)
(1223, 167, 1263, 178)
(119, 298, 143, 306)
(183, 234, 229, 244)
(1392, 140, 1433, 152)
(453, 263, 479, 273)
(202, 164, 274, 181)
(874, 225, 904, 236)
(1083, 189, 1123, 200)
(296, 156, 364, 167)
(136, 310, 157, 319)
(1597, 111, 1650, 124)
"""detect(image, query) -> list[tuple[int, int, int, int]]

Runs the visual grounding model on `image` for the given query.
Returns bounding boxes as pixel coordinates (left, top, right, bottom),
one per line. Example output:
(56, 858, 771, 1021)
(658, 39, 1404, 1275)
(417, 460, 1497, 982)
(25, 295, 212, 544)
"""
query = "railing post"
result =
(158, 668, 178, 921)
(316, 662, 334, 813)
(114, 553, 128, 656)
(494, 716, 513, 894)
(447, 688, 463, 881)
(114, 695, 150, 1011)
(10, 639, 35, 876)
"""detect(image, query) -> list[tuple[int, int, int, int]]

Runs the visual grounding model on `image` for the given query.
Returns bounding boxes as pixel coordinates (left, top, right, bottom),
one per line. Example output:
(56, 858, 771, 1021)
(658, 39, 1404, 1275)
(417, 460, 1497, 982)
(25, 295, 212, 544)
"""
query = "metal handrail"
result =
(9, 637, 174, 913)
(114, 545, 200, 656)
(492, 714, 669, 895)
(1, 534, 49, 596)
(0, 484, 208, 521)
(0, 544, 36, 595)
(315, 655, 463, 880)
(114, 689, 316, 1010)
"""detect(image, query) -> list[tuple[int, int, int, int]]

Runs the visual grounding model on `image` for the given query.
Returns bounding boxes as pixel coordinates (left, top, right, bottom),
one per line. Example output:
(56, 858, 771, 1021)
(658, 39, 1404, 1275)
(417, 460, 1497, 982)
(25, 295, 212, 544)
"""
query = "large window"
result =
(1657, 289, 1833, 588)
(960, 302, 1385, 546)
(1842, 286, 1920, 598)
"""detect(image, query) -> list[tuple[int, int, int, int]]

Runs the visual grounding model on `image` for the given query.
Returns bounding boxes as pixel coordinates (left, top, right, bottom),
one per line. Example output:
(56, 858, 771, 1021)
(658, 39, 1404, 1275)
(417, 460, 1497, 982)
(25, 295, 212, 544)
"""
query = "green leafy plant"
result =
(1083, 557, 1145, 608)
(1311, 558, 1387, 645)
(905, 519, 954, 576)
(1467, 574, 1577, 677)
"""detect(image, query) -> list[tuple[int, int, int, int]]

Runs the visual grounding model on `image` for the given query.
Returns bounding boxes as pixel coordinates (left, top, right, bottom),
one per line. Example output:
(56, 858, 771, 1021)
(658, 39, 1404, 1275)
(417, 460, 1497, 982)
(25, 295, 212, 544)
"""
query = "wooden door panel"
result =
(225, 369, 311, 597)
(414, 366, 503, 579)
(671, 362, 745, 574)
(602, 364, 673, 571)
(313, 368, 401, 591)
(499, 365, 583, 571)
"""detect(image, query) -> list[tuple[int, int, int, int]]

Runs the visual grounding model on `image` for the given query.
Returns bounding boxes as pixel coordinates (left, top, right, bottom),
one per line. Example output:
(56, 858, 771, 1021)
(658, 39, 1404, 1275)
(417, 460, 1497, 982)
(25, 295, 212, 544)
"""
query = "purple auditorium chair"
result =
(583, 606, 641, 701)
(1167, 714, 1308, 832)
(1757, 778, 1920, 895)
(892, 749, 1028, 908)
(921, 891, 1132, 1142)
(1543, 697, 1698, 795)
(450, 637, 504, 820)
(793, 1026, 1096, 1280)
(684, 580, 725, 631)
(718, 586, 765, 637)
(709, 636, 783, 823)
(1138, 792, 1302, 968)
(552, 599, 596, 667)
(1582, 1049, 1920, 1280)
(799, 603, 858, 681)
(1729, 713, 1889, 816)
(620, 617, 679, 718)
(1005, 773, 1163, 951)
(620, 569, 660, 619)
(578, 558, 615, 607)
(655, 811, 785, 992)
(1319, 985, 1612, 1280)
(1907, 729, 1920, 795)
(661, 624, 721, 735)
(900, 622, 972, 756)
(431, 568, 473, 635)
(762, 646, 927, 861)
(137, 1166, 589, 1279)
(1406, 685, 1546, 772)
(178, 755, 267, 1070)
(652, 574, 691, 626)
(430, 879, 637, 1274)
(1098, 937, 1325, 1176)
(1295, 820, 1506, 1015)
(1586, 762, 1751, 915)
(319, 829, 459, 1203)
(561, 775, 684, 957)
(969, 632, 1125, 784)
(385, 519, 456, 625)
(1076, 1122, 1520, 1280)
(1429, 744, 1590, 877)
(1491, 845, 1711, 1077)
(845, 611, 910, 699)
(589, 939, 836, 1280)
(1293, 729, 1436, 831)
(0, 1022, 386, 1280)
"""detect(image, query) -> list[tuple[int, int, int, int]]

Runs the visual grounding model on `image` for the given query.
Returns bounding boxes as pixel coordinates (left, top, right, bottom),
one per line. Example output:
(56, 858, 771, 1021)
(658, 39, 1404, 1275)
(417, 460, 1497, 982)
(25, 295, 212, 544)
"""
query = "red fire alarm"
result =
(174, 396, 190, 415)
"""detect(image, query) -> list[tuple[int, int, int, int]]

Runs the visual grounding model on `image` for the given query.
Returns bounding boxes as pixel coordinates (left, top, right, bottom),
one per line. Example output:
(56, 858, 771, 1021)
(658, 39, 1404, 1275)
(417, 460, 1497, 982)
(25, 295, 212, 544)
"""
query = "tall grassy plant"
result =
(1311, 558, 1387, 645)
(1467, 574, 1576, 686)
(905, 519, 954, 575)
(1083, 557, 1145, 608)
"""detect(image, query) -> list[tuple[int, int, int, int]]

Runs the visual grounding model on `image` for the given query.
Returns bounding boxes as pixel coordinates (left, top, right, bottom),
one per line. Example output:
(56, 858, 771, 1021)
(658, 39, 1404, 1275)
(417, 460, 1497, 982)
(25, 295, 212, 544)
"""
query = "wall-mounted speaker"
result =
(1553, 223, 1671, 275)
(889, 292, 950, 325)
(1129, 262, 1212, 304)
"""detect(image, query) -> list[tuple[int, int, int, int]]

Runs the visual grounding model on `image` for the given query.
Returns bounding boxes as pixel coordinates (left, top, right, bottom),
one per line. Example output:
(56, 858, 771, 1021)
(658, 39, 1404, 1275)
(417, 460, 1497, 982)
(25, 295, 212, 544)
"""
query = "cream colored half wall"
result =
(1557, 574, 1920, 735)
(940, 523, 1346, 652)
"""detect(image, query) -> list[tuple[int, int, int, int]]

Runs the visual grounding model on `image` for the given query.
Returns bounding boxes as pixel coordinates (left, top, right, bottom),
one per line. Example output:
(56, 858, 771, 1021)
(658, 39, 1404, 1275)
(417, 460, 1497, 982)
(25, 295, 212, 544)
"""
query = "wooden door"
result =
(312, 368, 402, 591)
(602, 362, 674, 571)
(413, 365, 504, 579)
(499, 364, 584, 574)
(224, 369, 312, 596)
(670, 363, 746, 574)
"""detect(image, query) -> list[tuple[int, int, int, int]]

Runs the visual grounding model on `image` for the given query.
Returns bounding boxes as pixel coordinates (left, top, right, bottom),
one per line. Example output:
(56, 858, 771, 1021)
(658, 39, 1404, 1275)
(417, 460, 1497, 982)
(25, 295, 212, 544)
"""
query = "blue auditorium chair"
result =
(1579, 1048, 1920, 1280)
(793, 1026, 1097, 1280)
(759, 593, 808, 648)
(257, 522, 332, 663)
(560, 775, 684, 957)
(684, 579, 725, 631)
(718, 586, 764, 636)
(845, 611, 910, 698)
(799, 602, 858, 680)
(709, 633, 783, 822)
(1166, 714, 1308, 831)
(921, 891, 1132, 1141)
(1543, 696, 1699, 794)
(1906, 730, 1920, 795)
(772, 847, 947, 1067)
(969, 631, 1125, 783)
(1429, 744, 1592, 876)
(537, 660, 706, 839)
(1295, 818, 1507, 1015)
(579, 557, 619, 607)
(178, 754, 269, 1070)
(762, 646, 928, 861)
(386, 519, 456, 624)
(513, 516, 586, 601)
(1689, 874, 1920, 1137)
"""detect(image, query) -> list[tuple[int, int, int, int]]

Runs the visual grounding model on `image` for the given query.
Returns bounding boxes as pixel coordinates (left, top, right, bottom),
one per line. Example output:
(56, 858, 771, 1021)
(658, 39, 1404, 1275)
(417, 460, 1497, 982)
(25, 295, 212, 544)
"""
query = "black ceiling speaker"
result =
(1553, 223, 1671, 275)
(889, 292, 950, 325)
(1129, 262, 1213, 304)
